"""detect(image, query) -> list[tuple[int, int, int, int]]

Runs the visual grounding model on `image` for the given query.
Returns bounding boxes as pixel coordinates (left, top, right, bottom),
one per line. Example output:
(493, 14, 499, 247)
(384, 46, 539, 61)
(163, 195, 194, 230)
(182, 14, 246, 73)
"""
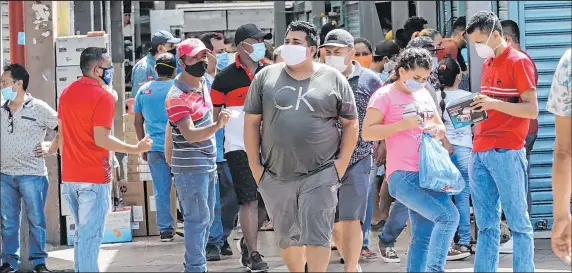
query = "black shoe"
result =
(0, 264, 15, 273)
(221, 240, 233, 256)
(237, 237, 248, 267)
(160, 231, 174, 242)
(247, 251, 269, 272)
(371, 220, 386, 232)
(206, 245, 221, 261)
(33, 264, 50, 273)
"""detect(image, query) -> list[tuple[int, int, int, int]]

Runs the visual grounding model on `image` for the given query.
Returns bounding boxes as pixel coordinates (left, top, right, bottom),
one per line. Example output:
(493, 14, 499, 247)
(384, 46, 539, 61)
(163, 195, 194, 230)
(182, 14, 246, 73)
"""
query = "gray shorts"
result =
(257, 165, 339, 249)
(335, 155, 372, 223)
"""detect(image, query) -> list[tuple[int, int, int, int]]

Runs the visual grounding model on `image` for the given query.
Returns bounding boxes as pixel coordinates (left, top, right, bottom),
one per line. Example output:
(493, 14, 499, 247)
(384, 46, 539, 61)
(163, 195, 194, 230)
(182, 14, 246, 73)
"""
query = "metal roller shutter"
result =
(344, 1, 360, 37)
(519, 0, 572, 235)
(1, 1, 9, 67)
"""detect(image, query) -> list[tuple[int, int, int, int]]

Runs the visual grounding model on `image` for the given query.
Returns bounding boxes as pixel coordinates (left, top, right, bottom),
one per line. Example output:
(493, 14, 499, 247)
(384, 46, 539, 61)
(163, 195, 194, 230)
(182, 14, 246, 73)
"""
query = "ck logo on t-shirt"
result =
(274, 86, 318, 111)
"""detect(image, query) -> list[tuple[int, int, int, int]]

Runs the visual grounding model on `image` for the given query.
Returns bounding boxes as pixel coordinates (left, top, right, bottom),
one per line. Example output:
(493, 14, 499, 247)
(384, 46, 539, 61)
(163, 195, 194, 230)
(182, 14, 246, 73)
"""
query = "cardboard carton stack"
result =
(123, 114, 153, 182)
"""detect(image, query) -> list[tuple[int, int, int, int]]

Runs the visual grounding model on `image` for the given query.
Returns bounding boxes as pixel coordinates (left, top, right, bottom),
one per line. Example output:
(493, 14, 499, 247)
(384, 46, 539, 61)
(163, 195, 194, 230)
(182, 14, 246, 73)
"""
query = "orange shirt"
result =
(58, 77, 116, 183)
(474, 46, 537, 152)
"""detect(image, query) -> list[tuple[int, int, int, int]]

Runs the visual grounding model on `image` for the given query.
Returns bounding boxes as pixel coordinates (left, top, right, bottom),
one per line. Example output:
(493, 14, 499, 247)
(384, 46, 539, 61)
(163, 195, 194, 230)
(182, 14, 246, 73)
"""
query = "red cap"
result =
(177, 38, 210, 58)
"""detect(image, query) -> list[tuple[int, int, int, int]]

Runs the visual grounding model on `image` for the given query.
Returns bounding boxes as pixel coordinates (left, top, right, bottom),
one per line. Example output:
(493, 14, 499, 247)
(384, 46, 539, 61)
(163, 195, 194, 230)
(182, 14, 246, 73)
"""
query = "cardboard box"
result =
(66, 208, 133, 245)
(128, 172, 153, 183)
(55, 66, 82, 97)
(120, 181, 148, 237)
(56, 35, 110, 67)
(146, 180, 178, 236)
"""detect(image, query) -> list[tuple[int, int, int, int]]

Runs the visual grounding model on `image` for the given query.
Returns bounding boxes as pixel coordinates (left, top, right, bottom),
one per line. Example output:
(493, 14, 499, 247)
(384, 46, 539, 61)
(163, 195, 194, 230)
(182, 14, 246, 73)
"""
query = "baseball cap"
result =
(320, 29, 354, 48)
(234, 24, 272, 45)
(374, 40, 400, 58)
(407, 36, 437, 52)
(151, 30, 181, 47)
(177, 38, 211, 58)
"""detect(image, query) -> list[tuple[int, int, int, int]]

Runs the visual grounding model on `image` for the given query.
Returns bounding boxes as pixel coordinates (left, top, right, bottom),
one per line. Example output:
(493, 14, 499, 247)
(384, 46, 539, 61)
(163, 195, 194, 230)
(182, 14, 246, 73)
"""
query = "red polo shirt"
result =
(58, 77, 116, 183)
(474, 46, 537, 152)
(519, 49, 539, 134)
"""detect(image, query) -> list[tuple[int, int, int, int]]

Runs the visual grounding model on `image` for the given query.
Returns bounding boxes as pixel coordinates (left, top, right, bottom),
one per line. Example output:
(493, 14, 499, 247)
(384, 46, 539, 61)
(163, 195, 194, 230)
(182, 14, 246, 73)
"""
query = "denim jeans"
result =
(63, 182, 111, 272)
(469, 148, 534, 272)
(0, 174, 49, 270)
(388, 171, 459, 272)
(450, 145, 472, 245)
(362, 165, 378, 247)
(207, 162, 239, 251)
(378, 199, 409, 248)
(175, 171, 217, 272)
(147, 151, 175, 233)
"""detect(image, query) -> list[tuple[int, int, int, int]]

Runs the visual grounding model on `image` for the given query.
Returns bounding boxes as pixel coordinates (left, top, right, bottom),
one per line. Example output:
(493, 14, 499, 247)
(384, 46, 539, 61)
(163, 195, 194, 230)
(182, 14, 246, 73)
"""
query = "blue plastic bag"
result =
(419, 133, 465, 195)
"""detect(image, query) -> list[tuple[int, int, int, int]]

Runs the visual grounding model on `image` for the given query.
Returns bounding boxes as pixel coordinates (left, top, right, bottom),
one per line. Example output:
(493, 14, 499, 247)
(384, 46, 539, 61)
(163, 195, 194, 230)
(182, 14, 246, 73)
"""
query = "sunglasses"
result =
(7, 111, 13, 133)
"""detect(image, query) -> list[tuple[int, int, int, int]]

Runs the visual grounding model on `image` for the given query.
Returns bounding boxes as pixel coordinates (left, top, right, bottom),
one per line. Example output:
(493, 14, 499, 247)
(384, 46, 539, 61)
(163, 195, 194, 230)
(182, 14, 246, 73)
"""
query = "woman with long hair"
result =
(362, 47, 459, 272)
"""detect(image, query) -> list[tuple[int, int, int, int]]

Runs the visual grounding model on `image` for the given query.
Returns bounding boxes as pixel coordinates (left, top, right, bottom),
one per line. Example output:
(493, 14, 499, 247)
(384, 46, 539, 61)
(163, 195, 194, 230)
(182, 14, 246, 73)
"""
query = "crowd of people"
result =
(0, 9, 570, 273)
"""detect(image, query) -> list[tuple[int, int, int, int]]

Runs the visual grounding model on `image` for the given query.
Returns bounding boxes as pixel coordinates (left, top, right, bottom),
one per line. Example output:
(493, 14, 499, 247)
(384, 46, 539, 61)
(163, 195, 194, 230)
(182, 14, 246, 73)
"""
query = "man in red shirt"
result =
(466, 11, 538, 272)
(499, 19, 540, 254)
(58, 47, 152, 272)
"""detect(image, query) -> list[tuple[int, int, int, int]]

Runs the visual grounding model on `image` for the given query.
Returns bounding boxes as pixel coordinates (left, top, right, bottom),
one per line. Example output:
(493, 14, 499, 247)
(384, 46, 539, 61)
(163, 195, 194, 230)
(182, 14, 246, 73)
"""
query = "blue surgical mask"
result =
(216, 52, 229, 70)
(248, 42, 266, 62)
(1, 85, 17, 101)
(404, 79, 425, 93)
(378, 72, 389, 82)
(99, 66, 114, 85)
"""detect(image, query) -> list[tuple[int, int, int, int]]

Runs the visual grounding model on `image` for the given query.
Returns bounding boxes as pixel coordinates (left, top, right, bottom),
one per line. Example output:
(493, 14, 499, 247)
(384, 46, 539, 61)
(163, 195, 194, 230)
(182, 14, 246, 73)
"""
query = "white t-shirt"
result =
(436, 89, 474, 148)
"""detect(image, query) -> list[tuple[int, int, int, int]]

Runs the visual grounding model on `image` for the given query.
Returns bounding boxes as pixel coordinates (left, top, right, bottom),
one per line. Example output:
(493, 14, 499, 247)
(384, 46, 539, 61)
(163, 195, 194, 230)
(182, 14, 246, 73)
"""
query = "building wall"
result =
(1, 1, 9, 67)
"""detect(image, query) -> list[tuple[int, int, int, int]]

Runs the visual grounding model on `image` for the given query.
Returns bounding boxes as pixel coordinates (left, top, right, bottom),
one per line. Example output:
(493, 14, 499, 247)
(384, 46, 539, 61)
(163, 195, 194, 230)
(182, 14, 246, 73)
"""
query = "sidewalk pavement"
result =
(46, 228, 571, 272)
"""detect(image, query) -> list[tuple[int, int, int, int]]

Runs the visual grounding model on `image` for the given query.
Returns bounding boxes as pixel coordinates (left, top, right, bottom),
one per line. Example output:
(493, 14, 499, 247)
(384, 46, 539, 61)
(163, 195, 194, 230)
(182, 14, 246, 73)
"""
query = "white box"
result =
(56, 66, 82, 97)
(56, 35, 110, 67)
(66, 208, 133, 246)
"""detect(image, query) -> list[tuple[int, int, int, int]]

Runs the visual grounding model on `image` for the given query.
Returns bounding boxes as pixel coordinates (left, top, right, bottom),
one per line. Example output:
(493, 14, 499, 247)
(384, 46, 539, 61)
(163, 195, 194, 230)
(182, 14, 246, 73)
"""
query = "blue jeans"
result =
(175, 172, 217, 272)
(389, 171, 459, 272)
(469, 148, 534, 272)
(207, 162, 239, 251)
(63, 182, 111, 272)
(0, 175, 49, 270)
(361, 165, 378, 247)
(450, 145, 472, 245)
(378, 199, 409, 248)
(147, 151, 175, 233)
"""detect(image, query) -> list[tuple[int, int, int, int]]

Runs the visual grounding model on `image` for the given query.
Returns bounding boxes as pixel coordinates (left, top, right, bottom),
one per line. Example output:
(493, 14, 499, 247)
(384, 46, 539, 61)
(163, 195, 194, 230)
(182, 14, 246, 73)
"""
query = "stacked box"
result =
(123, 114, 153, 182)
(66, 207, 132, 245)
(145, 180, 178, 236)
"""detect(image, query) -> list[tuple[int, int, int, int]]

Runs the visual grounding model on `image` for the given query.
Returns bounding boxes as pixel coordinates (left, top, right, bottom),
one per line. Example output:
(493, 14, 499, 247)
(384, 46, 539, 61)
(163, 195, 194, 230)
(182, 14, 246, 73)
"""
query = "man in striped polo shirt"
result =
(165, 38, 231, 273)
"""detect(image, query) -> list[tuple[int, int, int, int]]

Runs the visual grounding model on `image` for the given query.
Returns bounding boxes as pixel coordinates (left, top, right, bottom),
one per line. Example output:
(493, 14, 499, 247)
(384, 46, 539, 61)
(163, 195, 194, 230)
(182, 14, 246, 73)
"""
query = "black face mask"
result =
(168, 48, 177, 56)
(184, 61, 207, 77)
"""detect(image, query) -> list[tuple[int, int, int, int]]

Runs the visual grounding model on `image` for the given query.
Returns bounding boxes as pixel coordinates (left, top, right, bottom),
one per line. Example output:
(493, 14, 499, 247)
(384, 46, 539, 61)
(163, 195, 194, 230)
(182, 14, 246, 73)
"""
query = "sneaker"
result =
(0, 264, 15, 273)
(175, 227, 184, 237)
(499, 237, 514, 254)
(360, 247, 378, 259)
(370, 220, 386, 232)
(447, 247, 471, 261)
(453, 243, 474, 255)
(237, 237, 248, 267)
(247, 251, 269, 272)
(34, 264, 50, 273)
(356, 264, 363, 272)
(221, 240, 233, 256)
(160, 231, 174, 242)
(206, 244, 221, 261)
(379, 245, 400, 263)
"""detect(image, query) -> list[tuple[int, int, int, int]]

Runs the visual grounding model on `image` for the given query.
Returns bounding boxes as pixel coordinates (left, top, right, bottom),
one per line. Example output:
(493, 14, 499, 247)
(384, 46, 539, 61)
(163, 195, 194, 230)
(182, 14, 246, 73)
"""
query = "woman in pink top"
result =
(362, 47, 459, 272)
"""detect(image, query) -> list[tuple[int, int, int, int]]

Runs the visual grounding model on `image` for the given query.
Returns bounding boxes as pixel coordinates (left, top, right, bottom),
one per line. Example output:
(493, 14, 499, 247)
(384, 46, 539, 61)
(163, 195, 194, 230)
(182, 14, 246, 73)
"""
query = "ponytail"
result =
(436, 58, 462, 120)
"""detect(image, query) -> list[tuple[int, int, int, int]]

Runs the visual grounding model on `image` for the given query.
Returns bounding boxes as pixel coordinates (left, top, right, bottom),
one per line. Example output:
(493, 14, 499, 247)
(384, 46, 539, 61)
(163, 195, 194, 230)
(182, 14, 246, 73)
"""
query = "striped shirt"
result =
(165, 75, 216, 174)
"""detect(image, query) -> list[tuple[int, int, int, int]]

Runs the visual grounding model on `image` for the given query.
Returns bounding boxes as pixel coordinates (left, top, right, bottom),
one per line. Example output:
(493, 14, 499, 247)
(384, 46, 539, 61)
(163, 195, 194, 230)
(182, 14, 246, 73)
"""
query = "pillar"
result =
(466, 1, 492, 93)
(416, 1, 438, 28)
(273, 1, 287, 47)
(23, 1, 60, 269)
(8, 1, 25, 65)
(359, 1, 384, 44)
(391, 1, 409, 35)
(110, 0, 126, 139)
(94, 1, 104, 31)
(73, 0, 93, 34)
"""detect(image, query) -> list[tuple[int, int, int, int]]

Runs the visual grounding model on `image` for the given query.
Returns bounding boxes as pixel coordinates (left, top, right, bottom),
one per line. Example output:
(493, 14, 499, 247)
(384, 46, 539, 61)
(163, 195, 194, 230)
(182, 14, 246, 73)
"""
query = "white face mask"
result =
(281, 45, 308, 66)
(474, 17, 503, 59)
(325, 55, 349, 72)
(383, 60, 397, 73)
